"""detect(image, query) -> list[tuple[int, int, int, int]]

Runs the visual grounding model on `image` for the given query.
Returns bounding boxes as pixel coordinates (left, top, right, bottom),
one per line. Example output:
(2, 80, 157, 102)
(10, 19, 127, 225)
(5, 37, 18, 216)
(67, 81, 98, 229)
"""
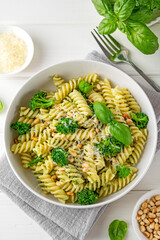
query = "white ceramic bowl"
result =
(0, 26, 34, 75)
(132, 190, 160, 240)
(4, 60, 157, 208)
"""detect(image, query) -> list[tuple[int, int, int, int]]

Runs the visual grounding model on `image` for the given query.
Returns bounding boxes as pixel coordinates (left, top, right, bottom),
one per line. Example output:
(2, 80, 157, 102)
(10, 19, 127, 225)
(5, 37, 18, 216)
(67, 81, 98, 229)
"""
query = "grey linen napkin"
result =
(0, 51, 160, 240)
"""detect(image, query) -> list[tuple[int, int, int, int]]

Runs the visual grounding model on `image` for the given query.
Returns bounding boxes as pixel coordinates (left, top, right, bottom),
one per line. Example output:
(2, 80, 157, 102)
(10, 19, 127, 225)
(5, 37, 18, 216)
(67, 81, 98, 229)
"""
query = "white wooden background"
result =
(0, 1, 160, 239)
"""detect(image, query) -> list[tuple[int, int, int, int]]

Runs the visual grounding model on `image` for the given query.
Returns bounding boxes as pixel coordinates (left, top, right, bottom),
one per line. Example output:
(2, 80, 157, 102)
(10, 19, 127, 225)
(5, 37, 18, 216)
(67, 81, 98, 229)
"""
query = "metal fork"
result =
(91, 28, 160, 92)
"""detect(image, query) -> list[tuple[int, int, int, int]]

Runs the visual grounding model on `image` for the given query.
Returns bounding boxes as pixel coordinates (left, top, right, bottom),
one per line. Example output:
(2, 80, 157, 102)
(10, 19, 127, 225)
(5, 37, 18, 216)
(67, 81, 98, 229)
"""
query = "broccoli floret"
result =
(95, 136, 124, 156)
(116, 165, 131, 178)
(51, 147, 70, 166)
(28, 155, 44, 166)
(29, 91, 54, 111)
(130, 112, 149, 129)
(79, 81, 93, 94)
(77, 189, 98, 205)
(56, 118, 79, 135)
(11, 121, 31, 135)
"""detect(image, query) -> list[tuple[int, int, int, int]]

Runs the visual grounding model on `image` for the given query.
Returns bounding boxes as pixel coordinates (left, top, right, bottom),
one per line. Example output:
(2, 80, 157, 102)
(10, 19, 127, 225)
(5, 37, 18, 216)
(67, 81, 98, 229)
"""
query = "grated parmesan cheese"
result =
(0, 31, 27, 73)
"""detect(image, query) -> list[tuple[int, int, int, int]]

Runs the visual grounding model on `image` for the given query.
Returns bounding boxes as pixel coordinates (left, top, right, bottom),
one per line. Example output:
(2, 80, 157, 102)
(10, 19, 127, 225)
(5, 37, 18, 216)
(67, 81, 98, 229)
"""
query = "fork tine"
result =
(93, 29, 115, 55)
(107, 34, 121, 49)
(103, 35, 120, 52)
(95, 27, 120, 53)
(91, 31, 112, 59)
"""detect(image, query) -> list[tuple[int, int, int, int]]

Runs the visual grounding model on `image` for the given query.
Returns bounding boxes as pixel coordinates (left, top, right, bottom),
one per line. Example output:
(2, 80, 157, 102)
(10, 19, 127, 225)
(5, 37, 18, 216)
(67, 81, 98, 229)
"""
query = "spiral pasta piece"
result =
(99, 172, 137, 197)
(69, 90, 93, 116)
(121, 88, 141, 113)
(53, 74, 66, 87)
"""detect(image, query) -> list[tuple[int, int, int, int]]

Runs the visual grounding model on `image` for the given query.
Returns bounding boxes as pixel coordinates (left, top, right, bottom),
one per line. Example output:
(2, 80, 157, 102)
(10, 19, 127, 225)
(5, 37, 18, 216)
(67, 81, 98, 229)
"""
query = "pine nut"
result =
(140, 225, 145, 232)
(66, 192, 73, 196)
(155, 195, 160, 201)
(69, 149, 77, 156)
(32, 137, 38, 141)
(14, 138, 18, 144)
(149, 213, 156, 218)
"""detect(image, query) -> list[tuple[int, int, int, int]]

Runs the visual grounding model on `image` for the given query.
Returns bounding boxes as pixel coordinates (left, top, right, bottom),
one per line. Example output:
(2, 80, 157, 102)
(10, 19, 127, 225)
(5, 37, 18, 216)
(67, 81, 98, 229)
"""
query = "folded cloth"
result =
(0, 51, 160, 240)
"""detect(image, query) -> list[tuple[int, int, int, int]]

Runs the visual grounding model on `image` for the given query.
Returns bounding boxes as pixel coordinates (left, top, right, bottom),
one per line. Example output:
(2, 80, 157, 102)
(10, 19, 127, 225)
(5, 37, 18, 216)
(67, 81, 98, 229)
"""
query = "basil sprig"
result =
(93, 101, 132, 146)
(91, 0, 159, 55)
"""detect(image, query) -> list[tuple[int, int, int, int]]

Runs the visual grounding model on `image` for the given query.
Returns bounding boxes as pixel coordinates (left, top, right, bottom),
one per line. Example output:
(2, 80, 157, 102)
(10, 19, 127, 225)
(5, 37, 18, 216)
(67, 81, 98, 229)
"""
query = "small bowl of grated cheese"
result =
(0, 26, 34, 75)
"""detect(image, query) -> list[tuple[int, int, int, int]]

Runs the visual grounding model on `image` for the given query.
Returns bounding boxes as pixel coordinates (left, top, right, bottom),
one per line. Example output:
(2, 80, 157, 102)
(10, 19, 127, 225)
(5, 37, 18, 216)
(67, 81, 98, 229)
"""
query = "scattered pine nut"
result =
(77, 143, 83, 148)
(95, 128, 100, 133)
(97, 84, 102, 90)
(67, 112, 73, 118)
(66, 192, 73, 196)
(94, 117, 99, 124)
(56, 112, 63, 119)
(32, 118, 40, 125)
(51, 175, 57, 180)
(56, 181, 61, 186)
(59, 167, 65, 171)
(69, 149, 77, 156)
(123, 113, 131, 120)
(32, 137, 38, 141)
(14, 138, 18, 144)
(61, 134, 66, 140)
(44, 121, 48, 127)
(82, 163, 89, 168)
(56, 104, 60, 109)
(82, 167, 89, 172)
(126, 119, 133, 124)
(90, 131, 95, 139)
(49, 129, 56, 133)
(69, 157, 74, 163)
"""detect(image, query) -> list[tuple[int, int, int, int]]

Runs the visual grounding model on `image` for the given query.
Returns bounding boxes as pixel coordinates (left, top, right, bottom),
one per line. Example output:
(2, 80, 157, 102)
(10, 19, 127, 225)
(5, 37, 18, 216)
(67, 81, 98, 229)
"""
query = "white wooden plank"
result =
(0, 0, 101, 24)
(0, 190, 149, 240)
(0, 24, 159, 77)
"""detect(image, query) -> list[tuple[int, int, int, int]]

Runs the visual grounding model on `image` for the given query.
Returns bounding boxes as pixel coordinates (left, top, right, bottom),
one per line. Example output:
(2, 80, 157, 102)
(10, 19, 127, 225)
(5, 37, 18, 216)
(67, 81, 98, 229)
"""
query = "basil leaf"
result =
(0, 100, 3, 112)
(93, 102, 114, 123)
(125, 20, 159, 54)
(98, 13, 118, 34)
(135, 0, 150, 7)
(129, 6, 153, 23)
(152, 0, 160, 9)
(114, 0, 136, 21)
(91, 0, 112, 16)
(109, 120, 132, 146)
(117, 21, 129, 33)
(108, 219, 128, 240)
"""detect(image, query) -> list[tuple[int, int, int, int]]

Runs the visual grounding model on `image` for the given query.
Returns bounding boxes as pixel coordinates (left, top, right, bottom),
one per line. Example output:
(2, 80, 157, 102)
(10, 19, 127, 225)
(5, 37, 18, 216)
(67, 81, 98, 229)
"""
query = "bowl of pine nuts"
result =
(132, 190, 160, 240)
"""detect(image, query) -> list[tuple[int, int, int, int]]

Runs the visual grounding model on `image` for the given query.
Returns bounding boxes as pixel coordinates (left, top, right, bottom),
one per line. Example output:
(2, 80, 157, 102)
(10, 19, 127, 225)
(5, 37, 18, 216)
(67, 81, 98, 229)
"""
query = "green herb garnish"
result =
(51, 147, 70, 166)
(108, 219, 128, 240)
(28, 155, 44, 166)
(95, 136, 124, 156)
(130, 112, 149, 129)
(0, 100, 3, 112)
(11, 122, 31, 135)
(116, 165, 131, 178)
(29, 91, 54, 111)
(56, 118, 79, 135)
(77, 189, 98, 205)
(79, 81, 93, 94)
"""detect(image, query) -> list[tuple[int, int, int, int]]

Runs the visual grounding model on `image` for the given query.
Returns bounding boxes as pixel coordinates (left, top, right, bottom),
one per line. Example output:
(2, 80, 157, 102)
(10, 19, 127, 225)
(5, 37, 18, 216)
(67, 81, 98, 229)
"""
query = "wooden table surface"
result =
(0, 1, 160, 239)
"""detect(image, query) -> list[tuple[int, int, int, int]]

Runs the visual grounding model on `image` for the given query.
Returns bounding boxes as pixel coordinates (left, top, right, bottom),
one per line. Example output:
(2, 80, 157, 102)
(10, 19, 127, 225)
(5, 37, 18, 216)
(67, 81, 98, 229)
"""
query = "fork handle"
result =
(127, 61, 160, 92)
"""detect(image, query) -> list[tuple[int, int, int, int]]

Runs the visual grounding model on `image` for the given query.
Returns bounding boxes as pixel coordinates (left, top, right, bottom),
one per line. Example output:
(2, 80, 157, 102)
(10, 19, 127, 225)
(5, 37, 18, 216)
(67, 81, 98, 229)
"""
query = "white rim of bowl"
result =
(0, 25, 34, 75)
(132, 189, 160, 240)
(4, 60, 158, 208)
